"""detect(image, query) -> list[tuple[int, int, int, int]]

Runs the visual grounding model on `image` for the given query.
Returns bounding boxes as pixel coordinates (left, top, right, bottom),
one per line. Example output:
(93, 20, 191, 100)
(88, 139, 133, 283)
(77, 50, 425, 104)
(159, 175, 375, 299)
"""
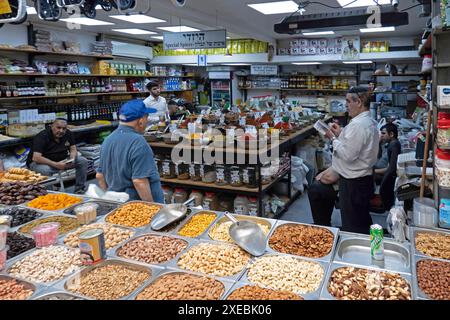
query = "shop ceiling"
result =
(24, 0, 428, 44)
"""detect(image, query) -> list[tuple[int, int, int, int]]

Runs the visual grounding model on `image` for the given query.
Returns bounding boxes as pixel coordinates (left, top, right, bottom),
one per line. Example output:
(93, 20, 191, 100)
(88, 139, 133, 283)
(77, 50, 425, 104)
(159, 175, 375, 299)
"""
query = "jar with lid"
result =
(189, 190, 203, 207)
(261, 164, 272, 185)
(262, 194, 272, 218)
(247, 197, 258, 216)
(189, 162, 202, 181)
(154, 154, 163, 176)
(203, 192, 219, 211)
(175, 162, 190, 180)
(436, 149, 450, 188)
(437, 112, 450, 149)
(161, 155, 176, 179)
(201, 164, 216, 184)
(242, 165, 258, 188)
(172, 188, 188, 204)
(234, 196, 249, 215)
(229, 165, 243, 187)
(217, 194, 234, 212)
(215, 163, 229, 186)
(162, 186, 173, 204)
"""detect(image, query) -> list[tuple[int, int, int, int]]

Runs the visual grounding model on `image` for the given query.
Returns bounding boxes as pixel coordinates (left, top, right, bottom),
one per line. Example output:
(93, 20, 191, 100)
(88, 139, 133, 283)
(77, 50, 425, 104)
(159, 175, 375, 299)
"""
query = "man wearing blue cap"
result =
(96, 99, 164, 203)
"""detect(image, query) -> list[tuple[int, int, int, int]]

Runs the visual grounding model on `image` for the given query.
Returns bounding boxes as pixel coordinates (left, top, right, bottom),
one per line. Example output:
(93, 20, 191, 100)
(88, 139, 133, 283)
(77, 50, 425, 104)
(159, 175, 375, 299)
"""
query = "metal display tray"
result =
(333, 232, 411, 274)
(32, 288, 90, 300)
(170, 211, 224, 240)
(167, 239, 252, 282)
(223, 281, 309, 300)
(265, 220, 339, 263)
(200, 213, 277, 245)
(18, 191, 89, 214)
(101, 201, 163, 230)
(62, 199, 121, 217)
(410, 226, 450, 261)
(128, 268, 235, 300)
(239, 252, 330, 300)
(11, 213, 82, 238)
(412, 255, 450, 300)
(53, 258, 165, 300)
(0, 206, 51, 230)
(0, 274, 42, 300)
(109, 231, 198, 269)
(142, 206, 201, 236)
(319, 262, 415, 300)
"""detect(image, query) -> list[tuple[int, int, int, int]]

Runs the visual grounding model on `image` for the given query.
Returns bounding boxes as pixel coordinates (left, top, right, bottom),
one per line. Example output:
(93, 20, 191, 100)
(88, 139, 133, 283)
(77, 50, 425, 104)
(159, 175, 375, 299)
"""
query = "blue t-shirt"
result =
(97, 125, 164, 203)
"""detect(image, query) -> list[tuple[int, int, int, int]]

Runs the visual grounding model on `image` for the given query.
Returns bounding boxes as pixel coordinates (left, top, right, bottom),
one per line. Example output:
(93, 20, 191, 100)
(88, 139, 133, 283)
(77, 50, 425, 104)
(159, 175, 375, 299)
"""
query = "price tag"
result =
(0, 0, 12, 14)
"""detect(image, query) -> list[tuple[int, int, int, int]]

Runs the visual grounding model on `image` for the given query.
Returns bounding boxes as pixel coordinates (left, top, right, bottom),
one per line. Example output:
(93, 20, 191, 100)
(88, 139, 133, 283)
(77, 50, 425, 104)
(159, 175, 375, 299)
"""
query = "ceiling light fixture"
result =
(360, 26, 395, 33)
(222, 63, 251, 66)
(60, 17, 114, 26)
(151, 36, 164, 40)
(248, 1, 299, 15)
(112, 29, 156, 35)
(110, 15, 166, 24)
(157, 26, 199, 32)
(302, 31, 335, 36)
(342, 60, 373, 64)
(336, 0, 390, 8)
(292, 62, 322, 65)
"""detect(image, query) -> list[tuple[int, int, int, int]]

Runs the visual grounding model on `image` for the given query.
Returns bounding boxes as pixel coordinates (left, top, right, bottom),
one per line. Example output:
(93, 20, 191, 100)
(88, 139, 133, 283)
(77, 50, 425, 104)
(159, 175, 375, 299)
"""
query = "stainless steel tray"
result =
(169, 239, 252, 282)
(240, 253, 330, 300)
(265, 220, 339, 263)
(18, 191, 89, 214)
(56, 258, 164, 300)
(103, 201, 163, 230)
(128, 269, 234, 300)
(32, 288, 90, 300)
(223, 281, 308, 300)
(172, 211, 223, 239)
(0, 206, 51, 230)
(333, 233, 411, 274)
(143, 206, 200, 236)
(412, 255, 450, 300)
(13, 214, 82, 238)
(63, 199, 121, 217)
(0, 274, 42, 300)
(319, 262, 415, 300)
(110, 232, 197, 268)
(410, 227, 450, 261)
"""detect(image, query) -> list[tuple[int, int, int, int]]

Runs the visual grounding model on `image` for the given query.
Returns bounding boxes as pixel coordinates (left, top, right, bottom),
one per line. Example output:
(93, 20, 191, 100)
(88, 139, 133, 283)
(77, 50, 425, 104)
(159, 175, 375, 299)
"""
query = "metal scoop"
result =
(224, 212, 267, 256)
(151, 198, 195, 231)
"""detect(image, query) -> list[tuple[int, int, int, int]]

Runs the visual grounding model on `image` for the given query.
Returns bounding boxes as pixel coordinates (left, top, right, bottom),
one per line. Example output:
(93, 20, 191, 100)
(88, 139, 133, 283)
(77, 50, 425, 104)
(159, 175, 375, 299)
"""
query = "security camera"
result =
(171, 0, 187, 7)
(391, 0, 399, 7)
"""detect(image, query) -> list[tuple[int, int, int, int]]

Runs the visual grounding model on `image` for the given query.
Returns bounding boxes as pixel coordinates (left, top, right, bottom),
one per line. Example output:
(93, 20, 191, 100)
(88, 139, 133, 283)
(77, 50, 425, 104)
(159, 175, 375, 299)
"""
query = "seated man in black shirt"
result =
(27, 118, 88, 194)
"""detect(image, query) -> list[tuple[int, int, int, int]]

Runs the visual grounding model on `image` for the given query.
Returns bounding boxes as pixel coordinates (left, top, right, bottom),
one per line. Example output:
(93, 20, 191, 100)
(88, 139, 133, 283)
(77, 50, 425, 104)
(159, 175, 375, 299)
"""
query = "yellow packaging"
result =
(245, 40, 252, 54)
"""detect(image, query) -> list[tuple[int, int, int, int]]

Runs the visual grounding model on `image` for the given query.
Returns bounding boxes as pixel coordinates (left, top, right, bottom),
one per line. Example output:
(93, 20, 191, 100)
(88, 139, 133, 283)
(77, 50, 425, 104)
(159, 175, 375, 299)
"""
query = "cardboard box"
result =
(438, 86, 450, 107)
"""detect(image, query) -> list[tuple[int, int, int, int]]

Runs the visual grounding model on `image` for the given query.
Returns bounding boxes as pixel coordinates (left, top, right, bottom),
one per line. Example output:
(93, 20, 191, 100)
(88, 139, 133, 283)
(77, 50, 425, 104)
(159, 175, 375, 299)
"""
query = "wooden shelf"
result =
(0, 73, 150, 78)
(0, 92, 146, 101)
(148, 75, 194, 78)
(0, 47, 114, 59)
(373, 91, 418, 94)
(372, 73, 422, 77)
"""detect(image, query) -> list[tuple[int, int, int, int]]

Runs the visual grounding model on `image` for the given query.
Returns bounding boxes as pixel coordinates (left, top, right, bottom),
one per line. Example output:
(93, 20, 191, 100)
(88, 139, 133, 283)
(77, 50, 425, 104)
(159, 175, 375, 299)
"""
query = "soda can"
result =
(78, 229, 106, 265)
(370, 224, 384, 261)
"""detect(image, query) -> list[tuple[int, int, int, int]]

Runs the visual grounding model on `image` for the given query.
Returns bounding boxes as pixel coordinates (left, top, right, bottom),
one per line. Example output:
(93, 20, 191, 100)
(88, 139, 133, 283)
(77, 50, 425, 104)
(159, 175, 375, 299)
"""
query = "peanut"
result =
(0, 278, 34, 300)
(106, 203, 161, 228)
(417, 259, 450, 300)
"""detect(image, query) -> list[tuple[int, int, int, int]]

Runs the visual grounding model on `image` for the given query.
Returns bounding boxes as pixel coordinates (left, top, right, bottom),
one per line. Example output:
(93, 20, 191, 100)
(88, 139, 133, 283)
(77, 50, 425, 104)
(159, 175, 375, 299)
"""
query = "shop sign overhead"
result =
(163, 29, 227, 50)
(251, 65, 278, 75)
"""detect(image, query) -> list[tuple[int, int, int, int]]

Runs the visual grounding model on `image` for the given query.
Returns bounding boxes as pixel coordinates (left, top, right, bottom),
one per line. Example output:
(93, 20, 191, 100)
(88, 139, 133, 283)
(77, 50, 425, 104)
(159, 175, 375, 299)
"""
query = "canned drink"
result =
(370, 224, 384, 261)
(78, 229, 106, 265)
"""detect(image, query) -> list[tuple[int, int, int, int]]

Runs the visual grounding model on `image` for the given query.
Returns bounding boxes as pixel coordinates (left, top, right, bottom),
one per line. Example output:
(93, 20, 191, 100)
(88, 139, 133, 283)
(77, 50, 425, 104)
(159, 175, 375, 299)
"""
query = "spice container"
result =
(31, 222, 60, 248)
(261, 164, 272, 184)
(247, 197, 259, 216)
(230, 165, 243, 187)
(218, 194, 234, 212)
(189, 190, 203, 207)
(262, 195, 272, 218)
(0, 215, 12, 227)
(203, 192, 219, 211)
(162, 156, 176, 179)
(243, 165, 258, 188)
(189, 162, 202, 181)
(162, 186, 174, 204)
(201, 164, 216, 184)
(437, 113, 450, 149)
(234, 196, 249, 215)
(175, 162, 190, 180)
(74, 203, 98, 225)
(172, 188, 188, 204)
(215, 164, 229, 186)
(0, 225, 7, 249)
(154, 155, 163, 176)
(436, 149, 450, 188)
(0, 246, 8, 271)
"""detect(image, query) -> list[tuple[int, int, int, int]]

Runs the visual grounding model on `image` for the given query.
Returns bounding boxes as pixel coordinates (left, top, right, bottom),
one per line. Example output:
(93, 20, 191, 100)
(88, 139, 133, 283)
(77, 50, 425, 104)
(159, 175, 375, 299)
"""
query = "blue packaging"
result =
(439, 198, 450, 229)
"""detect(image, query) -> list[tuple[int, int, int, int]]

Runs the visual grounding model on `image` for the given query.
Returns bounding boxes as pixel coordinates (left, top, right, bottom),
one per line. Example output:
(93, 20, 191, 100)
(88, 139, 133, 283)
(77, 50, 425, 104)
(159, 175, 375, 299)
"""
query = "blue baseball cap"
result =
(118, 99, 157, 122)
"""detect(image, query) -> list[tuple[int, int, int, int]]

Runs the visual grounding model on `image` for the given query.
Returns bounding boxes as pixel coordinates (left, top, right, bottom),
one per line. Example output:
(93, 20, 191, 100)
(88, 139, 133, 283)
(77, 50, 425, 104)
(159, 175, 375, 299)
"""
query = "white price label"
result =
(239, 117, 246, 126)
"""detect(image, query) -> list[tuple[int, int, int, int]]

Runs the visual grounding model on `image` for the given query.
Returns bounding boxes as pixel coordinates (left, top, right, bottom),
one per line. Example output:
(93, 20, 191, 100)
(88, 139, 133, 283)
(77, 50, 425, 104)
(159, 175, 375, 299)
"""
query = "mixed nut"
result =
(19, 216, 80, 235)
(64, 223, 134, 249)
(415, 232, 450, 260)
(227, 284, 303, 300)
(106, 203, 161, 228)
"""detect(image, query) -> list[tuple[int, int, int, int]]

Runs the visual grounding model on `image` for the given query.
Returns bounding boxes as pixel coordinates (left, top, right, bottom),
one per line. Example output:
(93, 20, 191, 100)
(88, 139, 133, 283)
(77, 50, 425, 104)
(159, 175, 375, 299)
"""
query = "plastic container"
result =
(437, 113, 450, 149)
(261, 165, 272, 185)
(0, 215, 12, 227)
(247, 197, 258, 216)
(201, 164, 216, 184)
(74, 203, 98, 225)
(189, 163, 202, 181)
(243, 165, 258, 188)
(421, 54, 432, 73)
(162, 156, 176, 179)
(234, 195, 249, 215)
(189, 190, 203, 207)
(0, 225, 7, 249)
(439, 197, 450, 229)
(262, 194, 272, 218)
(230, 165, 243, 187)
(203, 192, 219, 211)
(31, 222, 60, 248)
(413, 198, 438, 228)
(215, 164, 229, 186)
(0, 245, 8, 271)
(435, 149, 450, 187)
(172, 188, 188, 204)
(162, 186, 173, 204)
(175, 162, 190, 180)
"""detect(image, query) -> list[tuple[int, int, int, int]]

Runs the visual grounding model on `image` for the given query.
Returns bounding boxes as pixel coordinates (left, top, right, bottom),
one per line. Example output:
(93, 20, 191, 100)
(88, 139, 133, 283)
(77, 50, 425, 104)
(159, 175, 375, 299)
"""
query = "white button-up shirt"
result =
(143, 94, 167, 118)
(332, 111, 379, 179)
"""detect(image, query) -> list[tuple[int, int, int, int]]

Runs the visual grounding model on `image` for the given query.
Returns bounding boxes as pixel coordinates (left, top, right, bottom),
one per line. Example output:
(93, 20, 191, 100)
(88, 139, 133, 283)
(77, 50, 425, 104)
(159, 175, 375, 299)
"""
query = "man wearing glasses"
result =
(325, 87, 379, 234)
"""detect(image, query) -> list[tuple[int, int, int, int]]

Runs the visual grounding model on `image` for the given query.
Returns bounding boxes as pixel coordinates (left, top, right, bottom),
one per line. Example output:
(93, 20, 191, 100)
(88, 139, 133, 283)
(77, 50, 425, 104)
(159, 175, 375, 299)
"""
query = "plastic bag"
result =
(85, 184, 129, 202)
(386, 207, 408, 242)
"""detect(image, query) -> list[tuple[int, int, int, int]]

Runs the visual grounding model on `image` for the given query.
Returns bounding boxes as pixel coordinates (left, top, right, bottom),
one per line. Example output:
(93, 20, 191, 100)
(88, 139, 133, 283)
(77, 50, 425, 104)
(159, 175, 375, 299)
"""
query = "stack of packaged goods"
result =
(34, 30, 52, 52)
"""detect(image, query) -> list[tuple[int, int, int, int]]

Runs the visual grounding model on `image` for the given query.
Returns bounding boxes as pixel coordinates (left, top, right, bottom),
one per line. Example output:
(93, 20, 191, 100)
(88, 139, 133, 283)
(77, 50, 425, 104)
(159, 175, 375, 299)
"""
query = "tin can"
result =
(78, 229, 106, 265)
(370, 224, 384, 261)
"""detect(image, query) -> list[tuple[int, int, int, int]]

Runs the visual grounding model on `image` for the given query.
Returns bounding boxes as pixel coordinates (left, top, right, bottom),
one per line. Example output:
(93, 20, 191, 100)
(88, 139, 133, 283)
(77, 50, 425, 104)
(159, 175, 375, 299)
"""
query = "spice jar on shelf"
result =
(215, 163, 229, 186)
(189, 190, 203, 207)
(243, 165, 258, 188)
(162, 185, 174, 204)
(154, 155, 163, 176)
(234, 195, 249, 215)
(230, 165, 243, 187)
(437, 112, 450, 149)
(162, 155, 176, 179)
(201, 164, 216, 184)
(247, 197, 259, 216)
(175, 162, 190, 180)
(172, 188, 188, 204)
(203, 192, 219, 211)
(261, 164, 272, 185)
(189, 162, 202, 181)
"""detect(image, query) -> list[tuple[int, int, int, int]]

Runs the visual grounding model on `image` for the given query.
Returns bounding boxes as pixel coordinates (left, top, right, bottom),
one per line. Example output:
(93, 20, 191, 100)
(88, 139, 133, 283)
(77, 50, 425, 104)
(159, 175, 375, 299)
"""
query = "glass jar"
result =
(230, 165, 243, 187)
(436, 149, 450, 188)
(154, 155, 163, 176)
(261, 164, 272, 185)
(242, 165, 258, 188)
(215, 164, 229, 186)
(262, 194, 272, 218)
(203, 192, 219, 211)
(189, 162, 202, 181)
(162, 156, 176, 179)
(247, 197, 258, 216)
(234, 195, 249, 215)
(175, 162, 190, 180)
(172, 188, 188, 204)
(201, 164, 216, 184)
(437, 113, 450, 149)
(189, 190, 203, 207)
(162, 186, 173, 204)
(217, 194, 234, 212)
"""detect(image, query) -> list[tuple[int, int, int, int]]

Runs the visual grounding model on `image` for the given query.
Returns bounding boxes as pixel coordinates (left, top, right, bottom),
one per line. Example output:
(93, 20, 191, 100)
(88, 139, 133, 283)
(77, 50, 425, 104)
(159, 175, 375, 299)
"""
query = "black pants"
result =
(339, 175, 374, 234)
(308, 181, 338, 227)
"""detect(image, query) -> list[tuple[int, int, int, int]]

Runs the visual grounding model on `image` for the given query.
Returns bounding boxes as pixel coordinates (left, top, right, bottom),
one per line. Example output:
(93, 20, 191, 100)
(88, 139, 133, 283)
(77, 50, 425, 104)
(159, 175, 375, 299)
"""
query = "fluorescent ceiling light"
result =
(360, 26, 395, 33)
(60, 17, 114, 26)
(183, 64, 200, 66)
(248, 1, 298, 15)
(292, 62, 322, 65)
(110, 15, 166, 24)
(337, 0, 390, 8)
(302, 31, 335, 36)
(112, 28, 156, 35)
(158, 26, 199, 32)
(343, 60, 373, 64)
(222, 63, 251, 66)
(26, 6, 37, 14)
(151, 36, 164, 40)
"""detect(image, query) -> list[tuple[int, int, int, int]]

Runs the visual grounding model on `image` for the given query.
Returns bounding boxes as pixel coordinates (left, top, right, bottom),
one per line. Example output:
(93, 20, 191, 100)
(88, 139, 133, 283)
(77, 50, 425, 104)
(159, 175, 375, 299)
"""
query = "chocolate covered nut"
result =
(0, 182, 47, 205)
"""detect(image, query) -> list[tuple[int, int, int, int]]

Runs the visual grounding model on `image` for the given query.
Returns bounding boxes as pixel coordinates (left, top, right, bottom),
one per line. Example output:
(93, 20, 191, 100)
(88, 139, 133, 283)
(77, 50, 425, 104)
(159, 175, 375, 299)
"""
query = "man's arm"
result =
(316, 167, 339, 185)
(69, 145, 77, 160)
(374, 167, 387, 175)
(32, 152, 66, 170)
(96, 172, 108, 191)
(332, 125, 365, 162)
(132, 178, 154, 202)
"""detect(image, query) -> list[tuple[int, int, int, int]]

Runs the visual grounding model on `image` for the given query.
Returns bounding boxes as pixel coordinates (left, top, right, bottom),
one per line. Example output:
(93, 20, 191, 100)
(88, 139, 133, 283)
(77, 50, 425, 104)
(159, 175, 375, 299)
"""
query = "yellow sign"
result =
(0, 0, 12, 14)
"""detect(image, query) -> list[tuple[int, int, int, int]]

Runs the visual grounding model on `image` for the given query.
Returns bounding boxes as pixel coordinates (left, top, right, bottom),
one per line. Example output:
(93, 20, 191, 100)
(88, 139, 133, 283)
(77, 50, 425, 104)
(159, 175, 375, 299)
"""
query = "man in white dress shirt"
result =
(326, 87, 379, 234)
(143, 81, 168, 120)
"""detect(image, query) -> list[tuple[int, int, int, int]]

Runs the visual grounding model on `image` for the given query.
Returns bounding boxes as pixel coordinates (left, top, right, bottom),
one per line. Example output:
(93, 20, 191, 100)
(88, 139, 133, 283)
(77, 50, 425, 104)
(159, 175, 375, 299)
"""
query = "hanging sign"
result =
(250, 64, 278, 76)
(163, 29, 227, 50)
(342, 36, 360, 61)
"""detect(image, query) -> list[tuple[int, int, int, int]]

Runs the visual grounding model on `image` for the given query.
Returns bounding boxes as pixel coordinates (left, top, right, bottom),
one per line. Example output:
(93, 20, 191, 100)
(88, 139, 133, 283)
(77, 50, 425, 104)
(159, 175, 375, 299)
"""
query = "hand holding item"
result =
(329, 123, 342, 137)
(54, 161, 67, 171)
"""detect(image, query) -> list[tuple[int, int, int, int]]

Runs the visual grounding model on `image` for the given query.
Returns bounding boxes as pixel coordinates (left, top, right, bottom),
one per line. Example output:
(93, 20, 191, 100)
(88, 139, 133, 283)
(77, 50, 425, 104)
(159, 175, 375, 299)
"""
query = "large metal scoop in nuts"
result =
(224, 212, 266, 256)
(151, 198, 195, 231)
